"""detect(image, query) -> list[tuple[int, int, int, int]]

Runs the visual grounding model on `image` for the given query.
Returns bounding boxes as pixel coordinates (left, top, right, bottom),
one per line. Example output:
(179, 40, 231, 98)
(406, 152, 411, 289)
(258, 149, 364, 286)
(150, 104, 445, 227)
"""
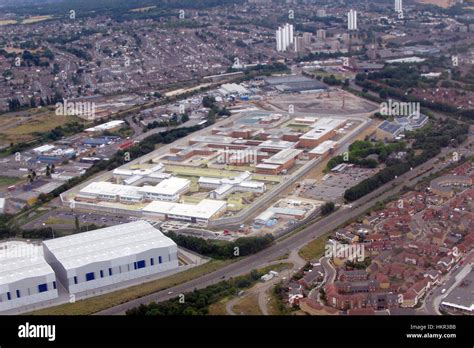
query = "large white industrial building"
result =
(143, 199, 227, 223)
(42, 221, 179, 295)
(77, 177, 191, 203)
(0, 242, 58, 312)
(198, 171, 266, 200)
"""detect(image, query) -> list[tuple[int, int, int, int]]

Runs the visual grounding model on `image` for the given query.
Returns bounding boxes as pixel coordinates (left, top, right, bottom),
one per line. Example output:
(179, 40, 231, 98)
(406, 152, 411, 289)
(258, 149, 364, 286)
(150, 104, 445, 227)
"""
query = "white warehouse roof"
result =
(79, 181, 142, 199)
(143, 199, 226, 220)
(309, 140, 337, 155)
(85, 120, 125, 132)
(139, 177, 190, 196)
(0, 242, 54, 287)
(33, 144, 55, 154)
(42, 221, 176, 271)
(300, 118, 346, 140)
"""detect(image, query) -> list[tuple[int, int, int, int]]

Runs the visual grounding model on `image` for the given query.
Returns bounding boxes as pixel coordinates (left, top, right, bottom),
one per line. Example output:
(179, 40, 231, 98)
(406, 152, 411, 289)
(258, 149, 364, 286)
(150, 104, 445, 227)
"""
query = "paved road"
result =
(321, 257, 336, 285)
(96, 148, 458, 315)
(421, 251, 473, 315)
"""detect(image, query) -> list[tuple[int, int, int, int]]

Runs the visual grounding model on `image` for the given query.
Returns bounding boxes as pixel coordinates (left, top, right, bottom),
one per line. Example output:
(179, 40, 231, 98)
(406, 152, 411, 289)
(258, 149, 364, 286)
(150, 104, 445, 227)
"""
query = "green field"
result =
(286, 124, 311, 132)
(0, 176, 21, 187)
(298, 232, 331, 261)
(166, 165, 237, 178)
(29, 260, 233, 315)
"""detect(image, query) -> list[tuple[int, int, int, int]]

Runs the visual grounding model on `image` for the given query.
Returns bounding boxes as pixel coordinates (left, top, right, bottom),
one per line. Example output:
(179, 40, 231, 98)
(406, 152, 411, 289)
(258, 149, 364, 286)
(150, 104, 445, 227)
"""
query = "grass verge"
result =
(298, 232, 331, 261)
(29, 259, 233, 315)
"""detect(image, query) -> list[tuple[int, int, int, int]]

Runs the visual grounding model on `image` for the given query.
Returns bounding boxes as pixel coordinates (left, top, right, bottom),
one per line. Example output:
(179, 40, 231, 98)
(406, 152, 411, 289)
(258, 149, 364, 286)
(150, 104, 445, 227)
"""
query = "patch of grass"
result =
(298, 232, 331, 261)
(233, 294, 261, 315)
(166, 165, 237, 178)
(268, 282, 292, 315)
(22, 16, 53, 24)
(44, 218, 74, 226)
(0, 176, 21, 187)
(29, 259, 233, 315)
(3, 114, 69, 135)
(208, 297, 230, 315)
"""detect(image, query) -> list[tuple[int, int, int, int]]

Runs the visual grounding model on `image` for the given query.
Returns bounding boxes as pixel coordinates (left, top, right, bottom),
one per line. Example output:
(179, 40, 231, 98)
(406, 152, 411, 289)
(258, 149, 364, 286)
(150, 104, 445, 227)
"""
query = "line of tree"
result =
(165, 231, 274, 259)
(126, 267, 266, 315)
(326, 140, 406, 171)
(321, 202, 335, 216)
(355, 70, 474, 120)
(344, 120, 469, 202)
(7, 92, 63, 112)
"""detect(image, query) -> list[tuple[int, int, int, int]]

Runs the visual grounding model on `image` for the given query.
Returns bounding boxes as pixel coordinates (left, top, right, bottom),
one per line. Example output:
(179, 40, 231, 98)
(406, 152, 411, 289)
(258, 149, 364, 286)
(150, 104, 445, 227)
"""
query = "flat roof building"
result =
(138, 177, 191, 202)
(258, 139, 296, 151)
(263, 148, 303, 166)
(143, 199, 226, 224)
(308, 140, 338, 159)
(376, 121, 404, 139)
(42, 221, 178, 295)
(441, 268, 474, 314)
(32, 144, 55, 154)
(85, 120, 125, 133)
(199, 172, 266, 200)
(77, 177, 191, 203)
(298, 119, 345, 148)
(430, 175, 472, 198)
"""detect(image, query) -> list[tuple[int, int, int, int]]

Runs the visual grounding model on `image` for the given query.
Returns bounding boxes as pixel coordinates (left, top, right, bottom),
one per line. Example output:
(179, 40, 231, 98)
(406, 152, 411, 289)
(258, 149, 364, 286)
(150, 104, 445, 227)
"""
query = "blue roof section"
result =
(394, 117, 409, 125)
(83, 136, 120, 146)
(410, 114, 428, 127)
(378, 121, 403, 135)
(36, 156, 62, 164)
(83, 138, 110, 146)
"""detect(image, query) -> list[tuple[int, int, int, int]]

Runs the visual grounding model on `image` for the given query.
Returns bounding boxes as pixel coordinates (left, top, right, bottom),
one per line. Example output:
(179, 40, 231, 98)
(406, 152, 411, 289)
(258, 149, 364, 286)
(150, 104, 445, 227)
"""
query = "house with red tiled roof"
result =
(299, 266, 324, 289)
(324, 284, 367, 310)
(388, 231, 403, 240)
(338, 269, 368, 282)
(347, 308, 375, 315)
(335, 280, 379, 294)
(365, 233, 387, 242)
(299, 298, 339, 315)
(388, 263, 407, 279)
(402, 279, 430, 308)
(288, 282, 304, 305)
(373, 272, 390, 289)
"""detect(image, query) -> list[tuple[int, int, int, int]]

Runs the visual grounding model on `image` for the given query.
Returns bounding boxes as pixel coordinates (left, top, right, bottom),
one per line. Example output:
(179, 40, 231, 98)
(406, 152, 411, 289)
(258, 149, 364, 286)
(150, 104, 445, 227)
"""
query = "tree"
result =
(321, 202, 335, 215)
(74, 215, 80, 231)
(202, 96, 216, 108)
